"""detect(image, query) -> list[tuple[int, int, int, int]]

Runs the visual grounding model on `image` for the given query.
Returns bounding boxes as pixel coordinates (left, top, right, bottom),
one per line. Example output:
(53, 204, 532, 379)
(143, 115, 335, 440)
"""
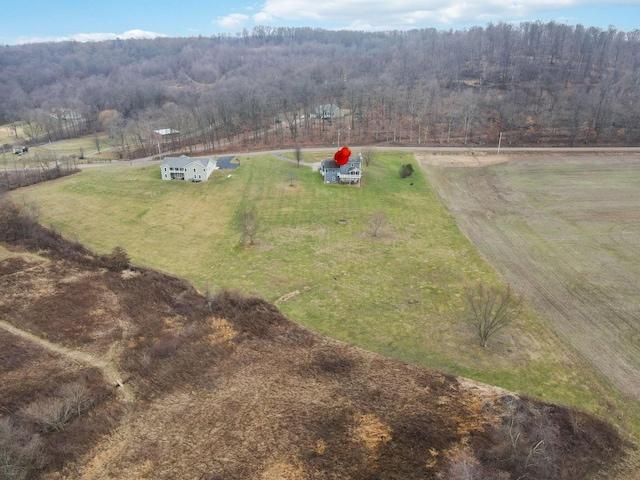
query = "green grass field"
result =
(27, 134, 113, 157)
(1, 128, 115, 170)
(18, 152, 637, 435)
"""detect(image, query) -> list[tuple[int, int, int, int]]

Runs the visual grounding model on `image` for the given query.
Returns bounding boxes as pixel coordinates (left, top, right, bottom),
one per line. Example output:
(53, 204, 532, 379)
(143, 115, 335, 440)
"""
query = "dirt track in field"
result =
(0, 319, 133, 402)
(420, 153, 640, 401)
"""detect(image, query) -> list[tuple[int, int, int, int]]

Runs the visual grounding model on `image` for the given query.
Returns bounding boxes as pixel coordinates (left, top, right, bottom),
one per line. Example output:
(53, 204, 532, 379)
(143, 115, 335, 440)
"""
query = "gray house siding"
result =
(161, 155, 218, 181)
(320, 154, 363, 185)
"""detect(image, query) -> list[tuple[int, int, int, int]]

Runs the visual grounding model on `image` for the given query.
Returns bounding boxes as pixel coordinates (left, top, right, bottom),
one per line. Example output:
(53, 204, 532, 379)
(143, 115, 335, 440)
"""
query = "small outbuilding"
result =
(161, 155, 218, 182)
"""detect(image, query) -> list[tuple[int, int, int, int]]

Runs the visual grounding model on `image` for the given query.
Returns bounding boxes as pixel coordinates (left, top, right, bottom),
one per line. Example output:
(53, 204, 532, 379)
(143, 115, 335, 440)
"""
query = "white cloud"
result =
(16, 29, 167, 45)
(246, 0, 640, 29)
(216, 13, 251, 29)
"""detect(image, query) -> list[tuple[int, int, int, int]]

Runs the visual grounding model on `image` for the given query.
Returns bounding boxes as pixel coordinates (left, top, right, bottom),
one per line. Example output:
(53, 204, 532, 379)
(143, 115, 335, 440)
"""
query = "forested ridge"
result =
(2, 22, 640, 156)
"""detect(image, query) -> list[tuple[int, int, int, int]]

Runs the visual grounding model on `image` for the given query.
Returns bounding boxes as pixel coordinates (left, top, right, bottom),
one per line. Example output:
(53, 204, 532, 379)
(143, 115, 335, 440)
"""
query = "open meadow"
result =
(17, 152, 640, 437)
(421, 153, 640, 424)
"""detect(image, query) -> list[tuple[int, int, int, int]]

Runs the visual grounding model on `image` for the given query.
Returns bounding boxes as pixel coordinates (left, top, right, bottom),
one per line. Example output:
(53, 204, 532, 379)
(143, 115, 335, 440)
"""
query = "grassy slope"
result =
(18, 152, 634, 433)
(1, 131, 115, 169)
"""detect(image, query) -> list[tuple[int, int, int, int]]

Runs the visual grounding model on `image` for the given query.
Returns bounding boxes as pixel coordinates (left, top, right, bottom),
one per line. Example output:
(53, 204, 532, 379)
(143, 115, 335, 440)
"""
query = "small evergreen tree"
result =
(105, 246, 130, 271)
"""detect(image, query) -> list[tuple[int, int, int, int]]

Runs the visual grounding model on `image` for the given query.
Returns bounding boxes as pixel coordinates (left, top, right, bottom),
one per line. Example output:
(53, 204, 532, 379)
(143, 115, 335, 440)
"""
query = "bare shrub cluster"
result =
(473, 396, 626, 479)
(0, 418, 47, 480)
(445, 447, 486, 480)
(208, 288, 288, 338)
(465, 283, 523, 347)
(21, 381, 94, 433)
(485, 398, 561, 478)
(0, 372, 116, 479)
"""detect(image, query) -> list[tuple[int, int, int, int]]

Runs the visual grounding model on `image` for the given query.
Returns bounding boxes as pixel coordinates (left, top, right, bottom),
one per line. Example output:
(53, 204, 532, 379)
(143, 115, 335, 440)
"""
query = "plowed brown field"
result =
(420, 153, 640, 401)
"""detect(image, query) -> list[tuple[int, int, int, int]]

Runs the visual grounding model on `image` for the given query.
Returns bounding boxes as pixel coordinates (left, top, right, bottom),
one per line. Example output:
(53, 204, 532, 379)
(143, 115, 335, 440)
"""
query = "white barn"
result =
(161, 155, 218, 182)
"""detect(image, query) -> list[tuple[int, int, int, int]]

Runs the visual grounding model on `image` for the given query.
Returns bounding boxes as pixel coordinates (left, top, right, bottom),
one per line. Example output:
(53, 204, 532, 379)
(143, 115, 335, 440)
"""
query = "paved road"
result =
(216, 155, 240, 169)
(75, 145, 640, 170)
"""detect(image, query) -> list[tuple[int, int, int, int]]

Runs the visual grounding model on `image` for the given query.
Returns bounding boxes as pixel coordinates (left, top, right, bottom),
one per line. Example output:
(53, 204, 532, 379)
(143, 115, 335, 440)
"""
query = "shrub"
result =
(20, 381, 93, 433)
(0, 198, 94, 263)
(21, 398, 72, 433)
(399, 163, 414, 178)
(0, 198, 29, 242)
(465, 283, 522, 347)
(150, 332, 182, 359)
(483, 399, 561, 479)
(104, 246, 130, 271)
(0, 418, 47, 480)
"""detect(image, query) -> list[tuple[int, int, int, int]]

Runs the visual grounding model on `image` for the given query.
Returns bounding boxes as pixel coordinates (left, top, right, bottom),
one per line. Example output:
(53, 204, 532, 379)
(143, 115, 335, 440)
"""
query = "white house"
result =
(161, 155, 218, 182)
(310, 104, 343, 120)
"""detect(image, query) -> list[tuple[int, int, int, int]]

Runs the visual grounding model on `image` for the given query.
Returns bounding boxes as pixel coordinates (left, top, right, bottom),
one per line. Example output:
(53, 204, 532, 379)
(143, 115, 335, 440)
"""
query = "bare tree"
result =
(294, 143, 302, 167)
(465, 283, 522, 347)
(288, 167, 297, 187)
(2, 148, 10, 192)
(238, 208, 259, 245)
(9, 122, 19, 138)
(370, 211, 386, 237)
(93, 133, 102, 154)
(361, 147, 374, 167)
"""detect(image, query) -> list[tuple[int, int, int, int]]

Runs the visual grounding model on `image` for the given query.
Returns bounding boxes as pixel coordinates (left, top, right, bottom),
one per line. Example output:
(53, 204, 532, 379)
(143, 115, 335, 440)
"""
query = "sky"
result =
(3, 0, 640, 45)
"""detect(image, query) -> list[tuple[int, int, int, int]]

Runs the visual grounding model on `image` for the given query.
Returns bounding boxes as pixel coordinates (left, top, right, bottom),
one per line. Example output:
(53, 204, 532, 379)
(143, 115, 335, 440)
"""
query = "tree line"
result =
(2, 22, 640, 156)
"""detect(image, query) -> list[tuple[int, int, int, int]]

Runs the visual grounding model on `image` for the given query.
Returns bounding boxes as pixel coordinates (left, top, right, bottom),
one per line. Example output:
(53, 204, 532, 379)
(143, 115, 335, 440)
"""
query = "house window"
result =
(194, 168, 196, 172)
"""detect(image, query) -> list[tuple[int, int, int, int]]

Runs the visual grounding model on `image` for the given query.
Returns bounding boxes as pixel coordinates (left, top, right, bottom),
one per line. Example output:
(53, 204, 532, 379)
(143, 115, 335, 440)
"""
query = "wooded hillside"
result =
(2, 22, 640, 155)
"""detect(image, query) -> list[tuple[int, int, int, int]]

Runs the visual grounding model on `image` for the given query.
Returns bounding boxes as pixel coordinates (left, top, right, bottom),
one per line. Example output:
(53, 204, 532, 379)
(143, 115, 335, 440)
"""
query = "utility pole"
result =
(497, 132, 503, 155)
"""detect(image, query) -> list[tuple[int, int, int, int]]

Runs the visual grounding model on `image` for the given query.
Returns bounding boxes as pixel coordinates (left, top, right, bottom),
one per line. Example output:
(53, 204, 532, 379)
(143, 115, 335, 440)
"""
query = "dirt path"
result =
(0, 319, 133, 402)
(415, 152, 510, 167)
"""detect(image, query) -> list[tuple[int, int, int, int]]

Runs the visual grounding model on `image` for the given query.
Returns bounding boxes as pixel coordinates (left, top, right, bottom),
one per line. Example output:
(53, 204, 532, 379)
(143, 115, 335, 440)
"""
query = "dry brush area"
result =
(0, 197, 634, 478)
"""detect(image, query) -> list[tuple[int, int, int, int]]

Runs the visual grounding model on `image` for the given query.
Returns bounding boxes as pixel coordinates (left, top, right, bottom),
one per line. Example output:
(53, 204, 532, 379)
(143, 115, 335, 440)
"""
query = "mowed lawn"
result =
(1, 131, 115, 170)
(18, 153, 636, 432)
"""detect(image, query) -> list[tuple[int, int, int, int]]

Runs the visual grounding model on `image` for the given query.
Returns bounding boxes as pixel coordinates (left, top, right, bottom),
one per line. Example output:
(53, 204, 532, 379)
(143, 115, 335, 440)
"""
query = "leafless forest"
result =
(2, 22, 640, 157)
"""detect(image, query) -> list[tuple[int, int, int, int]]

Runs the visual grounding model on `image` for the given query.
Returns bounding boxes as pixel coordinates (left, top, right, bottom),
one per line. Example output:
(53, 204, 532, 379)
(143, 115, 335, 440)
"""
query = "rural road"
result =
(75, 145, 640, 170)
